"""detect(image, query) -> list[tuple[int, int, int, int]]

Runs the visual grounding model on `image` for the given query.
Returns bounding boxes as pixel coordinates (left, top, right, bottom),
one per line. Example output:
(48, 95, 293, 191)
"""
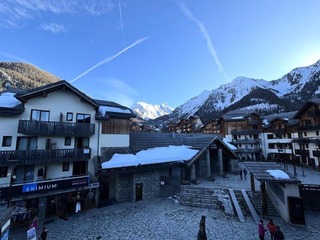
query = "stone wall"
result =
(132, 171, 161, 201)
(116, 174, 133, 202)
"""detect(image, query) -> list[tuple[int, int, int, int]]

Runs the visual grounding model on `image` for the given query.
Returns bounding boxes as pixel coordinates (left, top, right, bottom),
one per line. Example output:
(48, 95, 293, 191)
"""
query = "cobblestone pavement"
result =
(10, 163, 320, 240)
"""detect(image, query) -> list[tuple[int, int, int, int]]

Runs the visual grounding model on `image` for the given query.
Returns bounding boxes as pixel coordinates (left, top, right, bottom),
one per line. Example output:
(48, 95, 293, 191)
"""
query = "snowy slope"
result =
(132, 102, 174, 120)
(170, 59, 320, 122)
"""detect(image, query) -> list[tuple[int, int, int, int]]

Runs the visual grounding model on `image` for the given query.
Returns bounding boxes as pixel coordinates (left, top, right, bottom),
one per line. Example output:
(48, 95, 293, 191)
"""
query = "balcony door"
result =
(16, 137, 37, 150)
(75, 137, 89, 149)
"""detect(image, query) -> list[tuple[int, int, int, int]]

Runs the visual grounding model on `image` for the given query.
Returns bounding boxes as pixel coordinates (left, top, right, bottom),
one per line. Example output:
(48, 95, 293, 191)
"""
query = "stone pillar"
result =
(206, 149, 211, 179)
(190, 164, 196, 181)
(218, 148, 223, 175)
(250, 173, 255, 192)
(94, 188, 99, 207)
(260, 181, 268, 218)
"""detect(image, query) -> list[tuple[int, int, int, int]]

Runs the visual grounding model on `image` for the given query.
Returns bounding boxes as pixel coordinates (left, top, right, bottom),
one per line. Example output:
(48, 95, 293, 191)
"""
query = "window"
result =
(66, 112, 73, 121)
(304, 132, 307, 136)
(2, 136, 12, 147)
(76, 113, 91, 123)
(16, 137, 37, 150)
(65, 137, 71, 146)
(31, 109, 50, 121)
(0, 167, 8, 178)
(15, 165, 34, 183)
(63, 162, 70, 172)
(317, 131, 319, 136)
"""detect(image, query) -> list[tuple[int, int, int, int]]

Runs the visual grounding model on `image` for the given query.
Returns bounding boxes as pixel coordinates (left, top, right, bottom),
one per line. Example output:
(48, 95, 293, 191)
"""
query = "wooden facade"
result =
(102, 118, 130, 134)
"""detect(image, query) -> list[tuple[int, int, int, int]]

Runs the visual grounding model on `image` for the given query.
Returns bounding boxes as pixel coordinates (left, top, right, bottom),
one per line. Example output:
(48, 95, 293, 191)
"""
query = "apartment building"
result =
(292, 99, 320, 168)
(219, 110, 262, 161)
(0, 80, 135, 226)
(260, 112, 299, 162)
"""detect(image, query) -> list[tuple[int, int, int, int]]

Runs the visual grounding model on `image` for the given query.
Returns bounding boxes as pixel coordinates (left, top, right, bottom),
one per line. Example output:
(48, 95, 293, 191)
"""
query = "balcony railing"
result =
(306, 110, 320, 117)
(18, 120, 95, 136)
(248, 120, 260, 126)
(0, 148, 91, 165)
(231, 129, 261, 135)
(294, 149, 309, 156)
(297, 124, 320, 131)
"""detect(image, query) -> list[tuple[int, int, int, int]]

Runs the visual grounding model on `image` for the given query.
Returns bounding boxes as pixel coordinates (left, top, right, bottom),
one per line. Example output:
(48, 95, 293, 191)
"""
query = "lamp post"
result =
(7, 172, 16, 208)
(315, 145, 320, 172)
(290, 142, 297, 176)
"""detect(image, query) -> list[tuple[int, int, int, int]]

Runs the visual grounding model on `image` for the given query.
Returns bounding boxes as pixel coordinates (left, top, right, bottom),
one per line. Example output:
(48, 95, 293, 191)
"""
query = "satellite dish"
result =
(4, 81, 12, 89)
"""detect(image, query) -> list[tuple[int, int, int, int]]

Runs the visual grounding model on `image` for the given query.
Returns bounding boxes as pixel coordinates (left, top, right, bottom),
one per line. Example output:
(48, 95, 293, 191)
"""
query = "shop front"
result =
(0, 175, 99, 228)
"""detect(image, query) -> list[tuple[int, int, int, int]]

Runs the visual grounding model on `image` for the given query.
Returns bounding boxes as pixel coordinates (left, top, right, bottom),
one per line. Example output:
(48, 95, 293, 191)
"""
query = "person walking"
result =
(30, 215, 38, 230)
(39, 226, 48, 240)
(239, 169, 243, 180)
(243, 168, 248, 180)
(258, 220, 267, 240)
(274, 226, 285, 240)
(267, 219, 277, 240)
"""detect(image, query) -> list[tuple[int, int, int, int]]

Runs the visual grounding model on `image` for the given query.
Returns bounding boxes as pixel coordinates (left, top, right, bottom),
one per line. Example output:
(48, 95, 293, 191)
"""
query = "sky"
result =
(1, 0, 320, 109)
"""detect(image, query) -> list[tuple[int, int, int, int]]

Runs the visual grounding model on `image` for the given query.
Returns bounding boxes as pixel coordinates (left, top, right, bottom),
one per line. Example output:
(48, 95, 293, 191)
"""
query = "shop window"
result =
(2, 136, 12, 147)
(65, 137, 71, 146)
(0, 167, 8, 178)
(63, 162, 70, 172)
(66, 112, 73, 121)
(31, 109, 50, 121)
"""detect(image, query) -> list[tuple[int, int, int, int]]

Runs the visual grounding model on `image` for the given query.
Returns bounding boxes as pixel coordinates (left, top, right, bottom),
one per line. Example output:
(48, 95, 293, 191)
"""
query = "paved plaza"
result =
(10, 163, 320, 240)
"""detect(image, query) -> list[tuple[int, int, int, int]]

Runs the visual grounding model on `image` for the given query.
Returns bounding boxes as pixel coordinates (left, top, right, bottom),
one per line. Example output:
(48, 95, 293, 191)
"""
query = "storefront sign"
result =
(0, 176, 90, 200)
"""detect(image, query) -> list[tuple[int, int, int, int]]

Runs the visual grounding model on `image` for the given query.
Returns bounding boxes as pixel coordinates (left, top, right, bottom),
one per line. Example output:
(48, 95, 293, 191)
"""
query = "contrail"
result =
(177, 2, 229, 79)
(69, 37, 149, 83)
(118, 1, 125, 46)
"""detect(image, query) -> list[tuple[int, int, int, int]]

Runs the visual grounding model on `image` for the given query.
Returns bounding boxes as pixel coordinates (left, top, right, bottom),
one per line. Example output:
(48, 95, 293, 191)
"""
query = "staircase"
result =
(250, 192, 279, 217)
(179, 185, 224, 210)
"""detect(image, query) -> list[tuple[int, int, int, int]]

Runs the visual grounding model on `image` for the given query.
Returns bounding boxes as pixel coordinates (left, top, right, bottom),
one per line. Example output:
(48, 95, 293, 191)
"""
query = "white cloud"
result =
(41, 23, 66, 33)
(0, 0, 115, 28)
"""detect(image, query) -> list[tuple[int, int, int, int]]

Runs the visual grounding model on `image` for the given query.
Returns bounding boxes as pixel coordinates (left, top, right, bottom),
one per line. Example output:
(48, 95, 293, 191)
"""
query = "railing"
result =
(231, 129, 261, 135)
(247, 120, 260, 126)
(297, 124, 320, 131)
(0, 148, 91, 165)
(18, 120, 95, 136)
(306, 111, 320, 117)
(294, 149, 309, 156)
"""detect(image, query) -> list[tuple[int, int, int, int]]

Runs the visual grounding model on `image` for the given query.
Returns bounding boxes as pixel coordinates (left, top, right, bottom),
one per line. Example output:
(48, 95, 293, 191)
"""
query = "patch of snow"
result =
(266, 169, 290, 179)
(99, 106, 132, 115)
(101, 145, 199, 169)
(0, 92, 21, 108)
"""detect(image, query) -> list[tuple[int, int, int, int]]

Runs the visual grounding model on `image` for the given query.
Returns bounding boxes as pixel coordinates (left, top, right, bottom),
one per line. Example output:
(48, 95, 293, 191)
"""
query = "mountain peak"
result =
(132, 102, 174, 120)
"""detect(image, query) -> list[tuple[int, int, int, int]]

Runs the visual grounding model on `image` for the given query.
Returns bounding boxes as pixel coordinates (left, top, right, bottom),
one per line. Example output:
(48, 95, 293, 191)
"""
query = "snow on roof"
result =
(0, 92, 21, 108)
(223, 138, 237, 150)
(266, 169, 290, 180)
(101, 145, 199, 169)
(99, 106, 132, 115)
(231, 116, 244, 119)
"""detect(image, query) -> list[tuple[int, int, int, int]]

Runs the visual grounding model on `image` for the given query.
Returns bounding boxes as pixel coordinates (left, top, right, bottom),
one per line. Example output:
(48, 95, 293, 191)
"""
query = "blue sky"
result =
(1, 0, 320, 108)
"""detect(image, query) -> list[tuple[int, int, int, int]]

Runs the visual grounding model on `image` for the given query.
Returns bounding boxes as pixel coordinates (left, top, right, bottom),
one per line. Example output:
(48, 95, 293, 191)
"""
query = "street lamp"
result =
(315, 145, 320, 172)
(7, 172, 16, 208)
(290, 142, 297, 176)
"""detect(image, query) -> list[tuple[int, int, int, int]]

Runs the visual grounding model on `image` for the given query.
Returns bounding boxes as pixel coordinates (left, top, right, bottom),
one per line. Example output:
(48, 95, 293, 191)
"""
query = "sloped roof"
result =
(261, 111, 299, 127)
(15, 80, 99, 109)
(222, 109, 259, 121)
(94, 99, 135, 119)
(243, 161, 300, 183)
(293, 98, 320, 119)
(130, 132, 237, 159)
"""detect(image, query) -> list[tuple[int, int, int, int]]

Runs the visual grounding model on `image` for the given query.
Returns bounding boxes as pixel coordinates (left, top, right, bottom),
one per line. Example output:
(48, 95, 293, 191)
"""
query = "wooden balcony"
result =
(294, 149, 309, 156)
(18, 120, 95, 136)
(231, 129, 261, 135)
(297, 124, 320, 131)
(248, 120, 260, 126)
(0, 148, 91, 165)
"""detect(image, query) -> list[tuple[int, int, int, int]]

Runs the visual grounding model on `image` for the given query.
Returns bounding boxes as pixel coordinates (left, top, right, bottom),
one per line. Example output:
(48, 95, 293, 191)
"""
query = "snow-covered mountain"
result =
(163, 59, 320, 123)
(132, 102, 174, 120)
